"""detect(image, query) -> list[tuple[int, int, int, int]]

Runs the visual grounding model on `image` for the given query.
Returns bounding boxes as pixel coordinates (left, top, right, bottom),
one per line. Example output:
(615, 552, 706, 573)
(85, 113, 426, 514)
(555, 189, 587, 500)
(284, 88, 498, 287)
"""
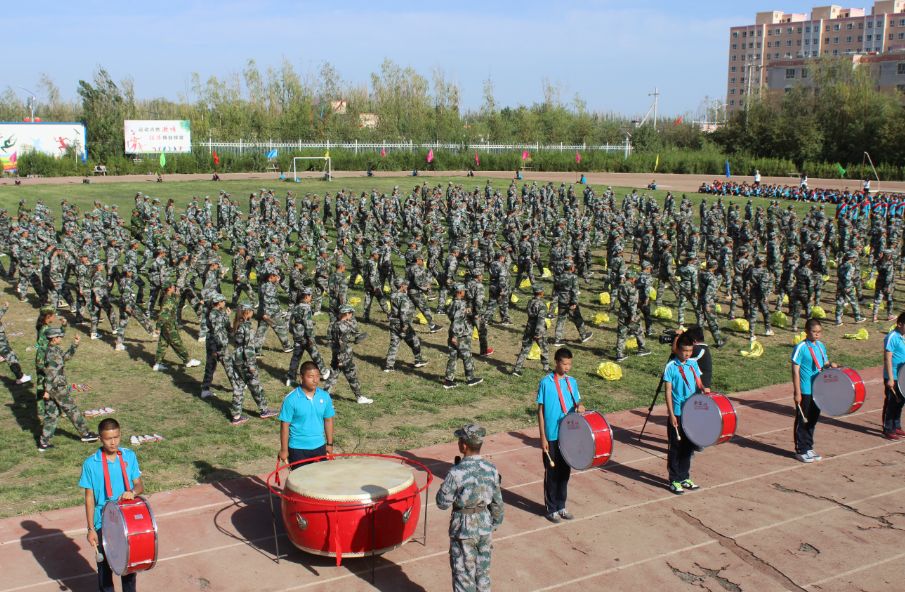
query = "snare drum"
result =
(557, 411, 614, 470)
(101, 496, 158, 576)
(681, 393, 737, 448)
(812, 367, 866, 417)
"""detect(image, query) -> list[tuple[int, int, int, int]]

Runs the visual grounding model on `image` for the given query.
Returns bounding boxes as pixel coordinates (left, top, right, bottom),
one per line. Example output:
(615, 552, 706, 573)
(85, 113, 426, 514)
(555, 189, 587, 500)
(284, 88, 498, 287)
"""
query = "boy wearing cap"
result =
(385, 278, 428, 372)
(512, 286, 550, 376)
(443, 285, 482, 389)
(152, 284, 201, 372)
(287, 288, 331, 386)
(436, 424, 504, 592)
(39, 328, 98, 450)
(323, 306, 372, 404)
(200, 293, 238, 399)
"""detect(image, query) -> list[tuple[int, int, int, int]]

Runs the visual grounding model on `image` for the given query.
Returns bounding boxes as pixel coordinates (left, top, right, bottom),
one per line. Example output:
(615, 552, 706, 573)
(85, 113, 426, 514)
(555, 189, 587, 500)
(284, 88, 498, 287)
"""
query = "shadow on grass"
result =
(2, 375, 40, 443)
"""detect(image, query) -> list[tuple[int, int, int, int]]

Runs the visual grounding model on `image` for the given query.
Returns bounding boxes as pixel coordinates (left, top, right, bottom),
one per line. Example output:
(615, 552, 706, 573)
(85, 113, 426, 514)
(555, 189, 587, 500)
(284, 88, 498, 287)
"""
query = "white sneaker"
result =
(321, 369, 331, 380)
(152, 363, 168, 372)
(90, 333, 99, 340)
(357, 395, 374, 405)
(807, 450, 823, 461)
(130, 435, 141, 446)
(200, 389, 213, 399)
(16, 374, 32, 385)
(198, 336, 206, 343)
(285, 379, 293, 387)
(186, 359, 201, 368)
(795, 452, 814, 463)
(114, 344, 126, 351)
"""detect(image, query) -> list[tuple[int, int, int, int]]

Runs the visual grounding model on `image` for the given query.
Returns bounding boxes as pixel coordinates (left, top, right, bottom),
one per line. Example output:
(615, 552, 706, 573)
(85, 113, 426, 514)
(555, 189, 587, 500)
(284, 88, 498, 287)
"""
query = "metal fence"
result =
(193, 139, 633, 158)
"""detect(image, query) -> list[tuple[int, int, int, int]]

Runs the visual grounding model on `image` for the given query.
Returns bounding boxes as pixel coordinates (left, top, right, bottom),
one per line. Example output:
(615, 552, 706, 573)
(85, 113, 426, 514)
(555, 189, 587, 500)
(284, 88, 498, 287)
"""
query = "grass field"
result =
(0, 175, 891, 519)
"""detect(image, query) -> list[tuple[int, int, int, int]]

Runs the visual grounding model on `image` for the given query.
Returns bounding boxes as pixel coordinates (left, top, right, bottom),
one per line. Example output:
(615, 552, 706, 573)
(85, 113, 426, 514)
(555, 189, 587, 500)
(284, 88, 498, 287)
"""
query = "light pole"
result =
(16, 87, 37, 122)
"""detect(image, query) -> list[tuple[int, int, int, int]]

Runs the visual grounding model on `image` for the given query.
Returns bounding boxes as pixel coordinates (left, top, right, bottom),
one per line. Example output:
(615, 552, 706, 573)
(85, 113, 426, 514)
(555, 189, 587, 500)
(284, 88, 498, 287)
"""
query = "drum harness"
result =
(102, 450, 132, 500)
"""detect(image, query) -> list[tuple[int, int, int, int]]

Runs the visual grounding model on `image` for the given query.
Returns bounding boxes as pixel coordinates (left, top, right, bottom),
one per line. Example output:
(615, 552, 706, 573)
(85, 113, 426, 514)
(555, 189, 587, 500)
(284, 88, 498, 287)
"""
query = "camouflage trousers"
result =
(699, 303, 723, 342)
(789, 292, 813, 330)
(91, 297, 119, 335)
(323, 358, 363, 398)
(287, 337, 329, 382)
(117, 305, 153, 343)
(873, 283, 895, 317)
(747, 294, 772, 336)
(449, 535, 492, 592)
(485, 286, 512, 324)
(201, 345, 238, 391)
(155, 324, 189, 365)
(554, 305, 590, 342)
(42, 386, 90, 442)
(409, 291, 434, 325)
(676, 289, 700, 326)
(46, 282, 72, 310)
(362, 286, 389, 320)
(385, 323, 423, 370)
(17, 267, 43, 300)
(835, 287, 862, 322)
(230, 282, 254, 307)
(312, 280, 329, 313)
(445, 334, 476, 381)
(513, 260, 535, 291)
(231, 356, 268, 418)
(437, 283, 453, 315)
(255, 314, 292, 352)
(513, 333, 549, 373)
(615, 319, 646, 357)
(814, 275, 826, 304)
(0, 334, 24, 380)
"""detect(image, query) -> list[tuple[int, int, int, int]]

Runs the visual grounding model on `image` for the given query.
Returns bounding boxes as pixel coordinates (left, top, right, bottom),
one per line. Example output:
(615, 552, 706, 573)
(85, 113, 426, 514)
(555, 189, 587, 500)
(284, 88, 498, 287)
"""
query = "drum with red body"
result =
(557, 411, 614, 470)
(280, 457, 422, 564)
(681, 393, 737, 448)
(101, 496, 158, 576)
(813, 367, 866, 417)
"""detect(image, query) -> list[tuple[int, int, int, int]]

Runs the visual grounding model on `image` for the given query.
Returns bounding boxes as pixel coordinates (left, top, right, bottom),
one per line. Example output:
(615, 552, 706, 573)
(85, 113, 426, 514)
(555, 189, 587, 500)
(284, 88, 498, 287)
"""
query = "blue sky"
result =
(12, 0, 821, 118)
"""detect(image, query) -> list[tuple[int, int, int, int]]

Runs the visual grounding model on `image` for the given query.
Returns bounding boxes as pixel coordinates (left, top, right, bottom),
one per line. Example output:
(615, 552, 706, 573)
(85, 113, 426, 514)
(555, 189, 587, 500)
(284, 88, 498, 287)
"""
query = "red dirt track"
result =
(1, 366, 902, 591)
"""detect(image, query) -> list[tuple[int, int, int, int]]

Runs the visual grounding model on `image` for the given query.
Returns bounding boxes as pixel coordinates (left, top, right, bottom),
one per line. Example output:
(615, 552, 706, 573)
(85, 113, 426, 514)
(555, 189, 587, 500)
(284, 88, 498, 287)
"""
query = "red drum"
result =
(681, 393, 737, 448)
(280, 457, 422, 564)
(557, 411, 613, 470)
(813, 367, 866, 417)
(101, 496, 158, 576)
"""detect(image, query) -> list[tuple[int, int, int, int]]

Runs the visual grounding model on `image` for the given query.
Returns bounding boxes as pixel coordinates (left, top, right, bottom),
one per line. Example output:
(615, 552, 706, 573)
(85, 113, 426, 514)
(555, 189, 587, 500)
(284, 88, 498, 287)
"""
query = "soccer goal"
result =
(292, 156, 332, 182)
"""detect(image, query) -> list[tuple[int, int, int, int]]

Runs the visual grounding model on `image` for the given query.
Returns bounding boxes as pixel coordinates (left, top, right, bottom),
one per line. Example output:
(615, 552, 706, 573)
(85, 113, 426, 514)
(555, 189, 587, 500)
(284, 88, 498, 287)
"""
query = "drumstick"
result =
(274, 459, 282, 486)
(674, 424, 682, 441)
(91, 541, 104, 564)
(544, 449, 555, 468)
(797, 404, 807, 422)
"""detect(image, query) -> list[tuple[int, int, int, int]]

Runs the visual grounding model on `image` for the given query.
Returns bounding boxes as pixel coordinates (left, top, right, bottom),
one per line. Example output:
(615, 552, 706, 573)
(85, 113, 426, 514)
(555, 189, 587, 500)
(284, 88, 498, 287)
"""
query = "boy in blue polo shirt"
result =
(882, 312, 905, 440)
(278, 361, 335, 468)
(664, 332, 707, 494)
(79, 418, 143, 592)
(791, 318, 838, 462)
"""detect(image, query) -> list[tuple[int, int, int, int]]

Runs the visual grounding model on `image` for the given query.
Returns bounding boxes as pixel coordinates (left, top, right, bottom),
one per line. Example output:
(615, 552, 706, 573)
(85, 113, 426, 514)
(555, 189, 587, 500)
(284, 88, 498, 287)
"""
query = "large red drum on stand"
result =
(813, 367, 866, 417)
(101, 497, 158, 576)
(270, 455, 432, 565)
(557, 411, 613, 470)
(681, 393, 737, 448)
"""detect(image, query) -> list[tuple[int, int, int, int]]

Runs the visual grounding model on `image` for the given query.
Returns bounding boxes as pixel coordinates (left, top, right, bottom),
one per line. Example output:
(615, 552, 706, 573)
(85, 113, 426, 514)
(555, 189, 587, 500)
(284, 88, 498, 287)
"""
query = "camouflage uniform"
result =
(200, 297, 238, 394)
(553, 268, 591, 344)
(637, 263, 655, 337)
(790, 256, 814, 331)
(835, 252, 864, 324)
(89, 264, 119, 338)
(445, 289, 478, 384)
(230, 316, 270, 418)
(872, 250, 896, 320)
(435, 425, 504, 592)
(41, 337, 91, 443)
(385, 281, 426, 371)
(362, 253, 389, 321)
(438, 249, 460, 316)
(155, 291, 190, 365)
(747, 256, 774, 337)
(115, 273, 153, 348)
(0, 304, 27, 381)
(255, 277, 292, 353)
(486, 254, 512, 325)
(676, 257, 700, 327)
(327, 266, 349, 324)
(728, 249, 752, 320)
(512, 289, 551, 375)
(322, 312, 365, 398)
(615, 272, 649, 359)
(467, 272, 490, 355)
(312, 253, 331, 314)
(287, 294, 329, 382)
(406, 259, 438, 329)
(698, 264, 725, 345)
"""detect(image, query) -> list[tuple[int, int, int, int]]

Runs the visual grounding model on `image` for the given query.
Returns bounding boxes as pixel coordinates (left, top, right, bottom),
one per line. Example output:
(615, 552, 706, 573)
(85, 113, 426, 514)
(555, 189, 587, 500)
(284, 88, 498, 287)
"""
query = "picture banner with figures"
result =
(0, 122, 88, 172)
(124, 120, 192, 154)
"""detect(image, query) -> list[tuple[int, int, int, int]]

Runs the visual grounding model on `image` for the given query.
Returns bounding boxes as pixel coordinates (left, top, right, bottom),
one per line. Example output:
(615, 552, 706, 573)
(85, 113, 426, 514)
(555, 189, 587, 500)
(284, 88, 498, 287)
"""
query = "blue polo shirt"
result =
(78, 447, 141, 531)
(278, 387, 335, 450)
(536, 373, 580, 441)
(791, 339, 828, 395)
(664, 358, 702, 416)
(884, 330, 905, 381)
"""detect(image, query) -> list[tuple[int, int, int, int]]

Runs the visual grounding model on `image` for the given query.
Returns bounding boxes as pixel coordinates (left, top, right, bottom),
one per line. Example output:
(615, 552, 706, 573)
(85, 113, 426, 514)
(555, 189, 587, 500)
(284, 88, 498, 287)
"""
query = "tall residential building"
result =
(726, 1, 905, 112)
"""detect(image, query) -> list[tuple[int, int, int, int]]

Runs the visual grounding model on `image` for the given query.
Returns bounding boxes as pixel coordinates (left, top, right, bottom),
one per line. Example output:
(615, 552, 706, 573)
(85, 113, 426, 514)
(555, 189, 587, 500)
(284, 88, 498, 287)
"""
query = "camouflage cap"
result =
(211, 293, 226, 304)
(39, 305, 56, 316)
(239, 302, 255, 311)
(640, 259, 652, 269)
(339, 304, 355, 315)
(393, 277, 408, 289)
(45, 327, 65, 339)
(532, 285, 545, 294)
(299, 287, 313, 296)
(454, 283, 467, 292)
(294, 258, 305, 265)
(454, 423, 486, 447)
(625, 268, 638, 280)
(846, 250, 858, 259)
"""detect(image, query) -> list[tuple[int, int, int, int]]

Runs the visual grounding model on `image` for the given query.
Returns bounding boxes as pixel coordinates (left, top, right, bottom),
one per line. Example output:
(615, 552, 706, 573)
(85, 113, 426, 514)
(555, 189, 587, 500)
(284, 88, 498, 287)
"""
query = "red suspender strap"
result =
(677, 363, 704, 392)
(804, 341, 824, 371)
(101, 451, 132, 499)
(552, 373, 576, 413)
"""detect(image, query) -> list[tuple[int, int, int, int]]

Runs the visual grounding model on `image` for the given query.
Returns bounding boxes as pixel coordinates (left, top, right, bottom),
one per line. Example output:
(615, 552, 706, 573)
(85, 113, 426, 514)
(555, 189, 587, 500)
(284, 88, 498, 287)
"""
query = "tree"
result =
(78, 68, 128, 160)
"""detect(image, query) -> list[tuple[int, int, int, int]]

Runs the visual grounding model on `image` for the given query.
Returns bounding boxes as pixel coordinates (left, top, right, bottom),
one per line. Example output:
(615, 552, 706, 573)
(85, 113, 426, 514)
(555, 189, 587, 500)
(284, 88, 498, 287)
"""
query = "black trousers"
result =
(794, 394, 821, 454)
(883, 384, 904, 432)
(668, 420, 694, 483)
(97, 529, 137, 592)
(288, 445, 327, 470)
(542, 440, 570, 515)
(200, 342, 220, 391)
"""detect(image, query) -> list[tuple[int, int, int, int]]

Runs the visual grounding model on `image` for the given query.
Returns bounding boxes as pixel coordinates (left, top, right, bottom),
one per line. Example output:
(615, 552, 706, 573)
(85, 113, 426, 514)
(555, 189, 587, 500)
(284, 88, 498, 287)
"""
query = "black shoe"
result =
(37, 438, 54, 451)
(511, 369, 522, 377)
(81, 432, 99, 443)
(636, 348, 652, 357)
(442, 379, 457, 389)
(429, 323, 442, 333)
(715, 339, 726, 349)
(467, 377, 484, 387)
(614, 354, 628, 362)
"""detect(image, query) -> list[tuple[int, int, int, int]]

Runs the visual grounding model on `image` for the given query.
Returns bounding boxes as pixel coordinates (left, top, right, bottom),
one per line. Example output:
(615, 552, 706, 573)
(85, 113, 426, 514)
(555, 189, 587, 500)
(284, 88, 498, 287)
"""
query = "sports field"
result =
(0, 173, 888, 519)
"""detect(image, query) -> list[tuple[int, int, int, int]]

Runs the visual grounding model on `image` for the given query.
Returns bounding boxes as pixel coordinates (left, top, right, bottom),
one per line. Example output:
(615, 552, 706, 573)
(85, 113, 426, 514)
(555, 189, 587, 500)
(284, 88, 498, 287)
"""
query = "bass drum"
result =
(101, 496, 158, 576)
(557, 411, 614, 470)
(681, 393, 737, 448)
(812, 367, 866, 417)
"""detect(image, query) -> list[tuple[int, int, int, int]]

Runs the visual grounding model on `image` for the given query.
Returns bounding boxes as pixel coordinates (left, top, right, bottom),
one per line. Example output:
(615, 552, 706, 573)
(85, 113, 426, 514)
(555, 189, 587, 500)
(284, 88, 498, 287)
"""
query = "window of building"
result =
(730, 88, 736, 94)
(757, 42, 762, 48)
(901, 18, 905, 26)
(785, 68, 796, 79)
(847, 23, 853, 30)
(797, 27, 802, 33)
(729, 100, 735, 106)
(897, 63, 905, 74)
(868, 21, 873, 28)
(731, 66, 737, 72)
(858, 36, 863, 42)
(896, 84, 905, 92)
(833, 49, 839, 55)
(732, 43, 738, 49)
(775, 52, 781, 58)
(733, 31, 739, 38)
(867, 34, 873, 41)
(787, 27, 793, 34)
(732, 55, 737, 61)
(858, 22, 863, 29)
(742, 30, 747, 38)
(825, 37, 831, 43)
(847, 36, 852, 42)
(785, 87, 793, 93)
(834, 23, 840, 31)
(730, 77, 736, 83)
(805, 38, 811, 45)
(834, 37, 840, 43)
(806, 25, 811, 33)
(741, 43, 746, 49)
(787, 39, 793, 46)
(801, 68, 809, 78)
(892, 33, 897, 40)
(900, 32, 905, 39)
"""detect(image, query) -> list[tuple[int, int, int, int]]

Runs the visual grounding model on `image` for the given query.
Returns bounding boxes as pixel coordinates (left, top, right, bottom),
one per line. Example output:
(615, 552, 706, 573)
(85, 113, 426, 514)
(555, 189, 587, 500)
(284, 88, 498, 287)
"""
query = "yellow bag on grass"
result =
(792, 331, 807, 345)
(740, 340, 764, 357)
(348, 296, 362, 306)
(597, 361, 623, 381)
(653, 306, 673, 320)
(416, 312, 428, 325)
(714, 303, 723, 313)
(542, 267, 553, 279)
(472, 327, 479, 339)
(593, 312, 610, 326)
(249, 270, 258, 282)
(729, 318, 749, 332)
(771, 311, 788, 329)
(648, 287, 658, 301)
(782, 294, 789, 305)
(625, 337, 638, 351)
(865, 277, 876, 290)
(843, 328, 869, 340)
(598, 292, 611, 306)
(527, 342, 541, 360)
(810, 306, 826, 319)
(510, 294, 519, 304)
(519, 279, 532, 290)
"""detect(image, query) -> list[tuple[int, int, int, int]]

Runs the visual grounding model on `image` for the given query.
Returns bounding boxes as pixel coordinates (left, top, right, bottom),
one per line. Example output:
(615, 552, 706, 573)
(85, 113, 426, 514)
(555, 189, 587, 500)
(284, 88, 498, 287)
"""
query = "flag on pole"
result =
(323, 150, 330, 159)
(575, 151, 582, 164)
(159, 151, 166, 168)
(654, 154, 660, 172)
(835, 163, 847, 178)
(266, 149, 278, 160)
(724, 159, 731, 178)
(380, 147, 387, 158)
(674, 116, 684, 126)
(212, 151, 220, 166)
(521, 150, 530, 161)
(427, 149, 434, 163)
(474, 151, 480, 167)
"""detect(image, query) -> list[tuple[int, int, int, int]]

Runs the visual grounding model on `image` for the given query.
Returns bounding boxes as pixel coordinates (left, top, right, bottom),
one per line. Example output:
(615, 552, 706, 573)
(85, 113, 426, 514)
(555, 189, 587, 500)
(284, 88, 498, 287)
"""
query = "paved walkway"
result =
(0, 366, 901, 591)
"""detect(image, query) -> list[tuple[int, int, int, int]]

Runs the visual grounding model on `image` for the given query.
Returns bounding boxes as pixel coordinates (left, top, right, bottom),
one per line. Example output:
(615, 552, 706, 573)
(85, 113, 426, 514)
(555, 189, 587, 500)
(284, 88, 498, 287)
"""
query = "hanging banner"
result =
(124, 120, 191, 154)
(0, 122, 88, 169)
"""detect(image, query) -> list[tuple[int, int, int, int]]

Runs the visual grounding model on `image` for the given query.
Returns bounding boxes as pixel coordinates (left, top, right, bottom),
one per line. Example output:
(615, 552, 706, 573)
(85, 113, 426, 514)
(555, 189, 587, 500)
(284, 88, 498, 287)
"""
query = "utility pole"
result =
(648, 87, 660, 128)
(743, 63, 761, 127)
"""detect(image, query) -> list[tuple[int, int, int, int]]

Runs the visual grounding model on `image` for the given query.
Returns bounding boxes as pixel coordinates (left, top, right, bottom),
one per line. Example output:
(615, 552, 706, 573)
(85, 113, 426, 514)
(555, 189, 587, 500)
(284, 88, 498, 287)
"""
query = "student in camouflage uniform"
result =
(728, 246, 752, 320)
(747, 254, 775, 339)
(407, 255, 442, 333)
(362, 249, 389, 322)
(153, 284, 201, 371)
(13, 233, 42, 302)
(255, 272, 293, 354)
(312, 250, 331, 314)
(38, 328, 97, 450)
(552, 262, 592, 347)
(872, 249, 896, 322)
(835, 250, 866, 325)
(327, 261, 349, 325)
(615, 270, 651, 361)
(230, 246, 254, 308)
(322, 305, 373, 404)
(467, 268, 493, 356)
(45, 245, 70, 310)
(513, 232, 535, 291)
(698, 260, 726, 347)
(114, 268, 154, 351)
(145, 247, 170, 317)
(790, 254, 814, 332)
(384, 278, 428, 372)
(229, 303, 277, 424)
(444, 285, 483, 389)
(438, 245, 461, 316)
(200, 293, 238, 399)
(89, 261, 119, 341)
(73, 254, 92, 324)
(286, 288, 330, 386)
(676, 254, 700, 328)
(435, 424, 504, 592)
(775, 251, 799, 313)
(0, 302, 31, 385)
(486, 251, 513, 325)
(512, 286, 551, 376)
(637, 260, 655, 337)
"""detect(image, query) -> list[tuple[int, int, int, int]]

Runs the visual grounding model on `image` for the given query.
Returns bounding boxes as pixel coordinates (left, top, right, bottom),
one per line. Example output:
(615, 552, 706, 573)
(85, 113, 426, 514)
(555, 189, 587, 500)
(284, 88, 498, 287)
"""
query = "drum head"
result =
(897, 364, 905, 398)
(285, 457, 414, 502)
(101, 503, 128, 575)
(813, 368, 856, 417)
(558, 413, 596, 470)
(681, 394, 722, 448)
